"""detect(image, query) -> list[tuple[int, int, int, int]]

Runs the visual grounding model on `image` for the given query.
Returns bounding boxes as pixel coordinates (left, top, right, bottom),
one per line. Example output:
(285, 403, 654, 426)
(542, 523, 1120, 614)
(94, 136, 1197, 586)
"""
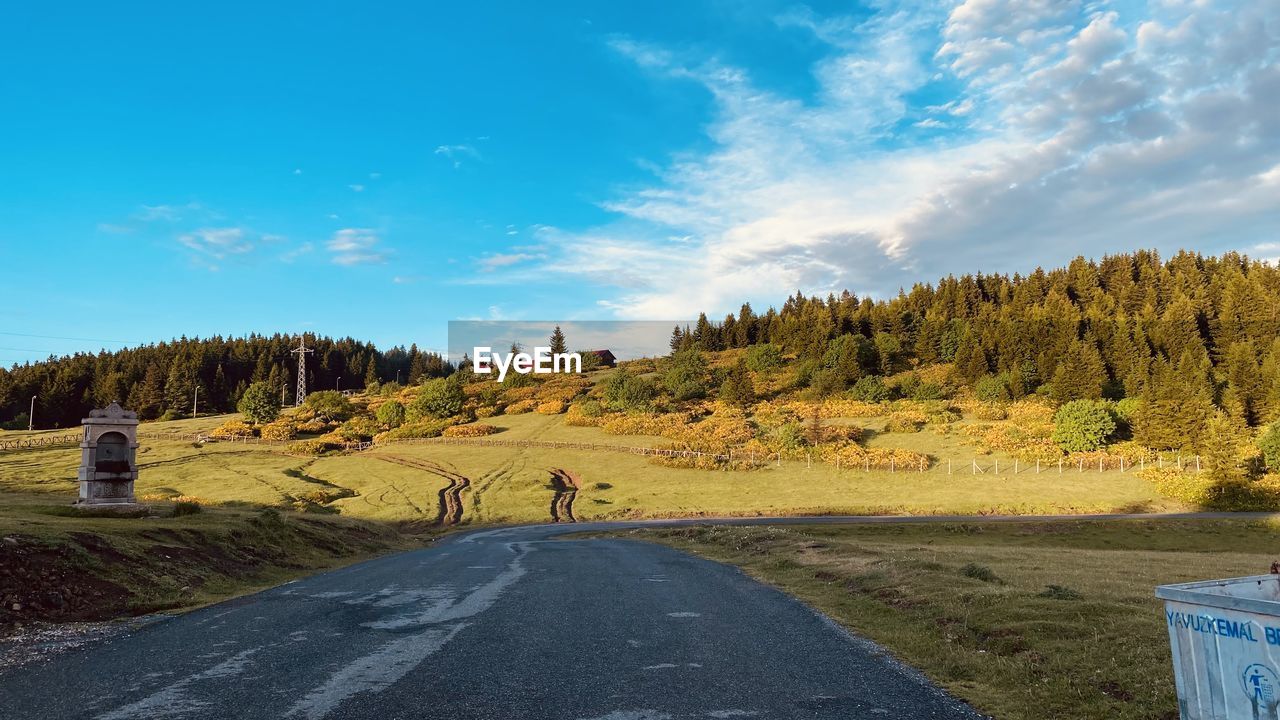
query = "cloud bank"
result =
(525, 0, 1280, 318)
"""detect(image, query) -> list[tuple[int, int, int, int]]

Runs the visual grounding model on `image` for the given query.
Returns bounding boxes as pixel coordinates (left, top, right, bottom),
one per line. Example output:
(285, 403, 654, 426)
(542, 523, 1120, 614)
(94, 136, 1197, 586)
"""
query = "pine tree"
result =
(953, 333, 989, 383)
(549, 326, 567, 355)
(718, 359, 756, 408)
(1049, 339, 1106, 401)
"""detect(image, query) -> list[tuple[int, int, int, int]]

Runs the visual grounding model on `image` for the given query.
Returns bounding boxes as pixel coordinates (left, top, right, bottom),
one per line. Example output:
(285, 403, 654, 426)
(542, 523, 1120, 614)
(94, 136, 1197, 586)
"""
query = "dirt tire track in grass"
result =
(375, 455, 470, 526)
(547, 468, 581, 523)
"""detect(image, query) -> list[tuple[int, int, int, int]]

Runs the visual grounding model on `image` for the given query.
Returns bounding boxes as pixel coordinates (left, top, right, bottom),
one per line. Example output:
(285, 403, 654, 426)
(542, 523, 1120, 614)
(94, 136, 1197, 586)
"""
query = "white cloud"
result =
(477, 252, 537, 272)
(434, 144, 481, 168)
(348, 184, 365, 192)
(280, 242, 314, 263)
(327, 228, 387, 265)
(515, 0, 1280, 319)
(178, 227, 254, 259)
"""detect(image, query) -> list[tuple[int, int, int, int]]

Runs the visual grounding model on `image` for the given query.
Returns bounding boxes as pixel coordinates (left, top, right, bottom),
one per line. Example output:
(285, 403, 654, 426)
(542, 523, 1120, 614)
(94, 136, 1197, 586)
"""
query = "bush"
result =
(974, 373, 1011, 403)
(376, 400, 406, 428)
(1259, 423, 1280, 470)
(334, 416, 380, 441)
(1141, 468, 1280, 510)
(237, 381, 281, 424)
(849, 376, 890, 402)
(409, 378, 465, 420)
(603, 370, 657, 411)
(443, 423, 500, 438)
(210, 420, 256, 439)
(259, 420, 297, 441)
(745, 344, 784, 373)
(909, 381, 948, 401)
(287, 439, 337, 455)
(1051, 400, 1117, 452)
(960, 563, 1002, 584)
(662, 348, 709, 401)
(537, 400, 567, 415)
(884, 411, 926, 433)
(172, 500, 202, 517)
(303, 390, 354, 421)
(296, 418, 331, 434)
(373, 418, 454, 442)
(973, 404, 1009, 420)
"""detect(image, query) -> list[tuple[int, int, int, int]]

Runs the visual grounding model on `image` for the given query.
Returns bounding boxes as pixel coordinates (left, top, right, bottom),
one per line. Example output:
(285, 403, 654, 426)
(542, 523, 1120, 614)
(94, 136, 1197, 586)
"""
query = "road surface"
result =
(2, 519, 995, 720)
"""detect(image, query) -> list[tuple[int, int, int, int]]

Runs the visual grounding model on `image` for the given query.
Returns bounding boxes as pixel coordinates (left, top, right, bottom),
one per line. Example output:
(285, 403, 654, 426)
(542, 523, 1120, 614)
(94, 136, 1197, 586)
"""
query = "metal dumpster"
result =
(1157, 575, 1280, 719)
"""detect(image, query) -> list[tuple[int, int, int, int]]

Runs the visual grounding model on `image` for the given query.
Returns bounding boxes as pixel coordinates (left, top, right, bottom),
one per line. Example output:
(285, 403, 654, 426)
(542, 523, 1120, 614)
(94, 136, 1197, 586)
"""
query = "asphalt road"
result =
(1, 519, 1000, 720)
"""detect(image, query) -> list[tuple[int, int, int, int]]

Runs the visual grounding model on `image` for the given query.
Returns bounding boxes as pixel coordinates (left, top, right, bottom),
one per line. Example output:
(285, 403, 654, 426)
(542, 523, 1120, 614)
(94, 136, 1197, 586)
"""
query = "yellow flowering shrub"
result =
(210, 420, 256, 439)
(537, 400, 567, 415)
(443, 423, 500, 437)
(259, 421, 297, 441)
(1139, 469, 1280, 510)
(505, 399, 538, 414)
(883, 411, 927, 433)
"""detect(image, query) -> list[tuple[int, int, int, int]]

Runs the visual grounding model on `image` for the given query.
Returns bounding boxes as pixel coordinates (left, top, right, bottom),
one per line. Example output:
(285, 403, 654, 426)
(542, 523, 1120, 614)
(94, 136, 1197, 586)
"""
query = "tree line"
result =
(0, 334, 451, 429)
(670, 250, 1280, 450)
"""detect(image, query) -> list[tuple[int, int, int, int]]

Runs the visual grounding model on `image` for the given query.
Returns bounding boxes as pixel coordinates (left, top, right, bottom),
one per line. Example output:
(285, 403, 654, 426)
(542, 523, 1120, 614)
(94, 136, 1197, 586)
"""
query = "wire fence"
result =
(0, 429, 1222, 475)
(0, 432, 82, 452)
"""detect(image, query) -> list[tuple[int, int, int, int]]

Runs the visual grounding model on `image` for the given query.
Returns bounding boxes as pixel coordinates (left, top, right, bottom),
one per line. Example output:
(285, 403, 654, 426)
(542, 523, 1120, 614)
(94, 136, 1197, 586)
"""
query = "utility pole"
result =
(193, 386, 199, 418)
(29, 395, 36, 431)
(291, 336, 313, 406)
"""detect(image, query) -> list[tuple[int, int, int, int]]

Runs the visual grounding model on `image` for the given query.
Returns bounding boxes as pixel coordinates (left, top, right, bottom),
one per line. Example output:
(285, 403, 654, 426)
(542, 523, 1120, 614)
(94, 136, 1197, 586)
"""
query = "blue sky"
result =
(1, 0, 1277, 366)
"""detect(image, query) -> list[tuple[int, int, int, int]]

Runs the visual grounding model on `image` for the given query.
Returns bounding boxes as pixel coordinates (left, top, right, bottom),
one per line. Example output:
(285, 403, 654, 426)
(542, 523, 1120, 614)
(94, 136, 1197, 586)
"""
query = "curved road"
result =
(7, 512, 1265, 719)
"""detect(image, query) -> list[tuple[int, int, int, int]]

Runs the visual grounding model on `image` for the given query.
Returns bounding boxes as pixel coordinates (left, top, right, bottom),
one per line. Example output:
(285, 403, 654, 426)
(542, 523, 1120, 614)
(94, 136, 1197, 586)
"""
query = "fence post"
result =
(1196, 455, 1201, 472)
(1014, 459, 1018, 475)
(1036, 459, 1040, 474)
(948, 459, 952, 475)
(1058, 457, 1063, 474)
(1099, 457, 1103, 473)
(994, 459, 998, 475)
(807, 452, 811, 469)
(1177, 455, 1182, 470)
(890, 458, 895, 472)
(972, 459, 976, 475)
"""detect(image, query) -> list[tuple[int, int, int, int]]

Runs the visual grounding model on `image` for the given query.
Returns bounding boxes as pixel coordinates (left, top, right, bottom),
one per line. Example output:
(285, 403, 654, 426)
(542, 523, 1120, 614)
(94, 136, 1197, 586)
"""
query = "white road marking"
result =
(284, 624, 467, 720)
(288, 543, 532, 717)
(95, 647, 261, 719)
(666, 612, 701, 617)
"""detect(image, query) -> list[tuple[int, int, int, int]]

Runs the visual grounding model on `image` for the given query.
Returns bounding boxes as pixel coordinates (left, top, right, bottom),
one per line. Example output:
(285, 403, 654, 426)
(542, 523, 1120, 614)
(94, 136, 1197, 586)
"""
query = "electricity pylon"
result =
(291, 336, 313, 406)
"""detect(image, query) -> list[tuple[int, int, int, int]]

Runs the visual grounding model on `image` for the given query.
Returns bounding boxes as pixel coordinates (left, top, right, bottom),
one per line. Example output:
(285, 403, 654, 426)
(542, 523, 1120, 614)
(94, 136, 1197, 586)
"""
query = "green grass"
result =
(618, 519, 1280, 720)
(0, 411, 1183, 526)
(0, 494, 416, 624)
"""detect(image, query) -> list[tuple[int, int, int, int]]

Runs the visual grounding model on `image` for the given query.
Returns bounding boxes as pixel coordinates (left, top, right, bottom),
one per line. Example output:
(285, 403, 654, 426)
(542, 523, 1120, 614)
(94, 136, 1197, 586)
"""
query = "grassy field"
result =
(0, 411, 1183, 526)
(617, 518, 1280, 720)
(0, 407, 1188, 631)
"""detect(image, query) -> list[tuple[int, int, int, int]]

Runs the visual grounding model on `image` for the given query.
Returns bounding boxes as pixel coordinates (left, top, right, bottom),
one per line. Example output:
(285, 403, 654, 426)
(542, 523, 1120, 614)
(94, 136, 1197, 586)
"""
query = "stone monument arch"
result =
(77, 402, 140, 507)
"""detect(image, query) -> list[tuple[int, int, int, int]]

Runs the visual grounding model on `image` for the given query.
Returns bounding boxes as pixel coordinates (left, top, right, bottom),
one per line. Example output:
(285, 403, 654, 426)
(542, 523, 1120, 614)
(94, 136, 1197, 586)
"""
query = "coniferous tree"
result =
(549, 326, 568, 355)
